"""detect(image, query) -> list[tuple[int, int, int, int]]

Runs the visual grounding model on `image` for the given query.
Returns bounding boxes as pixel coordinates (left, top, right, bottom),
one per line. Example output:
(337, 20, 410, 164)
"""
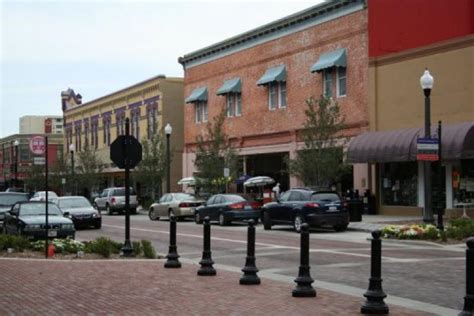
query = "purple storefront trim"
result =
(145, 95, 160, 103)
(91, 115, 100, 121)
(114, 106, 127, 114)
(101, 111, 112, 118)
(74, 120, 82, 126)
(128, 101, 142, 109)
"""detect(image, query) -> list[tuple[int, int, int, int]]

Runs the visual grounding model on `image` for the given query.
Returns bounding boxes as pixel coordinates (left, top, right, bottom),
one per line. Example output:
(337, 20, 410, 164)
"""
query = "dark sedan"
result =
(194, 194, 261, 226)
(261, 189, 349, 232)
(3, 201, 75, 239)
(58, 196, 101, 229)
(0, 192, 29, 221)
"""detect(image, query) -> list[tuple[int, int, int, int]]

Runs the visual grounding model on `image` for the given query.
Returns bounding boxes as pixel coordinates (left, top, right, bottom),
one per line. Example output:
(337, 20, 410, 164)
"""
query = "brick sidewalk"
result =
(0, 258, 431, 315)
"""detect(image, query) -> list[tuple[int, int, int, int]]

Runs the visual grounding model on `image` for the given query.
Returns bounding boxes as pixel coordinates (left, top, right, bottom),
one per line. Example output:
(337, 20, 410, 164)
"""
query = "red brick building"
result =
(179, 0, 368, 191)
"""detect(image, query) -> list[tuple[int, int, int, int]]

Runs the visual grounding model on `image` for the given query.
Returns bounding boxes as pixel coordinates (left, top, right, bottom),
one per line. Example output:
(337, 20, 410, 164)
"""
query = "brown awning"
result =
(347, 122, 474, 163)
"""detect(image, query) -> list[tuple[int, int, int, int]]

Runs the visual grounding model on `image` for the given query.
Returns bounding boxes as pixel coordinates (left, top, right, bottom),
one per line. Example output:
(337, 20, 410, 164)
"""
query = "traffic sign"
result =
(33, 157, 45, 165)
(417, 138, 439, 161)
(29, 136, 46, 155)
(110, 135, 142, 169)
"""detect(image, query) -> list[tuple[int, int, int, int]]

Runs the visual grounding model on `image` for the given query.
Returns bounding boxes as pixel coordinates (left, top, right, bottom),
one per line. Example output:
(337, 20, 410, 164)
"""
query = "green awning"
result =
(185, 87, 208, 104)
(216, 78, 241, 95)
(310, 48, 347, 73)
(257, 65, 286, 86)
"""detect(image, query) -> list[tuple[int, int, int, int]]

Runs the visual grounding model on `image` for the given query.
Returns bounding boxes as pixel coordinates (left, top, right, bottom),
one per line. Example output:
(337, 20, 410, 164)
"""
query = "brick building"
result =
(179, 0, 368, 192)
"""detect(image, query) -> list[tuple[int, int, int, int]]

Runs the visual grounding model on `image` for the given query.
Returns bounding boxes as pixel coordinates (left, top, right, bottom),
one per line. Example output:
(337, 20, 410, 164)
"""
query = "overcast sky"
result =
(0, 0, 321, 138)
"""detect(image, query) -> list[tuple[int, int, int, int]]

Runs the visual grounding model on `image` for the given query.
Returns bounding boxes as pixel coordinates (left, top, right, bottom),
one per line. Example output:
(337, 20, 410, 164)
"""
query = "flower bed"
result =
(382, 218, 474, 241)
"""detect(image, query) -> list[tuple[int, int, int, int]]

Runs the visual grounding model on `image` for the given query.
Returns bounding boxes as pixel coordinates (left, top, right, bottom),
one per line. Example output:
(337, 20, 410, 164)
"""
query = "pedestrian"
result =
(272, 182, 280, 200)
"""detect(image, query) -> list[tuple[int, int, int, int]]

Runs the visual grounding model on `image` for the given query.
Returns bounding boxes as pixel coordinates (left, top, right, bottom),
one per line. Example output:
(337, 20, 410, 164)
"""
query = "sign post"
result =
(110, 118, 142, 257)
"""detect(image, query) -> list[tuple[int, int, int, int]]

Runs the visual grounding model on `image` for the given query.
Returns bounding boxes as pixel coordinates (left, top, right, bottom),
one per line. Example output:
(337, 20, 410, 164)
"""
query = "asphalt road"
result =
(76, 212, 466, 314)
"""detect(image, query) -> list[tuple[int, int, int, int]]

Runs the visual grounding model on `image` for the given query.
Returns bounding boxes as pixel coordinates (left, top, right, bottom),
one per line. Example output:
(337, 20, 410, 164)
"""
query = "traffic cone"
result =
(47, 243, 55, 258)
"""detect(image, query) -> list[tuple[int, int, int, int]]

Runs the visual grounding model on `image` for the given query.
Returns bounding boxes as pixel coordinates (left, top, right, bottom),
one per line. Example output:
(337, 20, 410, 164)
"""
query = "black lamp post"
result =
(165, 123, 172, 194)
(13, 140, 19, 188)
(420, 68, 435, 223)
(69, 143, 75, 195)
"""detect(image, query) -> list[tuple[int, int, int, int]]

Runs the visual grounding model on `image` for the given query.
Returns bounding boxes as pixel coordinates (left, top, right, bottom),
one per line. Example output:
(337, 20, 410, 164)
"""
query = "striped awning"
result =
(216, 78, 241, 95)
(185, 87, 208, 104)
(310, 48, 347, 73)
(257, 65, 286, 86)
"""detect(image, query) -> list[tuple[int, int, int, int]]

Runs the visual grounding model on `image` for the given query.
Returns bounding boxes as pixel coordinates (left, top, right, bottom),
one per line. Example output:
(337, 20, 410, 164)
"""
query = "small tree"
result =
(134, 133, 167, 201)
(24, 165, 45, 192)
(50, 153, 70, 194)
(75, 145, 104, 198)
(289, 96, 349, 188)
(194, 108, 237, 194)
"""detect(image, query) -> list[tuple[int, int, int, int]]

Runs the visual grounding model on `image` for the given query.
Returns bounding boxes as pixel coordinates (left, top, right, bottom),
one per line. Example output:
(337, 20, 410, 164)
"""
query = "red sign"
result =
(416, 153, 439, 161)
(29, 136, 46, 155)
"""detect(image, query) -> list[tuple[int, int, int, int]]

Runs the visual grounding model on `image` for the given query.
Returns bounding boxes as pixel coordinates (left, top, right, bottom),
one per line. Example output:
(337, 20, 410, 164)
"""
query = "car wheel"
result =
(334, 224, 348, 232)
(293, 215, 304, 233)
(218, 213, 228, 226)
(106, 204, 113, 215)
(148, 208, 159, 221)
(263, 211, 272, 230)
(131, 208, 137, 215)
(195, 212, 203, 224)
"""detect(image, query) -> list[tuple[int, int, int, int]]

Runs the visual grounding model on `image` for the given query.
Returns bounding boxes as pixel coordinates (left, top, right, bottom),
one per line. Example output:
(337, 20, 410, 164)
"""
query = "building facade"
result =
(61, 75, 184, 193)
(348, 0, 474, 215)
(179, 0, 368, 192)
(19, 115, 64, 135)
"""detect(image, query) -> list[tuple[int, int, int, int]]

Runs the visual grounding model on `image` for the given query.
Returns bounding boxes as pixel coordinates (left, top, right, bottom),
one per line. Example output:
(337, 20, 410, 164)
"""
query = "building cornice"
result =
(178, 0, 366, 69)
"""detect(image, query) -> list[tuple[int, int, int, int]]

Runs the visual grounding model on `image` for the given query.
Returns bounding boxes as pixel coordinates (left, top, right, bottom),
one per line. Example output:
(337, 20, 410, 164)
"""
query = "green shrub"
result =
(141, 240, 156, 259)
(84, 237, 122, 258)
(0, 234, 30, 251)
(446, 218, 474, 240)
(133, 241, 142, 256)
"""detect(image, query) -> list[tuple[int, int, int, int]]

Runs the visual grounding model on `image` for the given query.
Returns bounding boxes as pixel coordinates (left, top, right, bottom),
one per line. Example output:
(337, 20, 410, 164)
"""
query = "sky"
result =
(0, 0, 321, 138)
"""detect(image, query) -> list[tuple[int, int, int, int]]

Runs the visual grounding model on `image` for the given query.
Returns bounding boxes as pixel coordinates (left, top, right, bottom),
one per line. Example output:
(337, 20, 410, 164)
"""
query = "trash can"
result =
(348, 199, 363, 222)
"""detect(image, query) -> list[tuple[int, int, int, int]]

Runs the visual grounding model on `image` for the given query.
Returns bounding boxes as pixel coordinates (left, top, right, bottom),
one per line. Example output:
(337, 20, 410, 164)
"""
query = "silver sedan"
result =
(148, 193, 204, 221)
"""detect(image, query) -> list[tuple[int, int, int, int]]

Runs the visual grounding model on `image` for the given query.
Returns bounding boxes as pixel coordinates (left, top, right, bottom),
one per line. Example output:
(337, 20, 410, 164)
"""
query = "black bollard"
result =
(292, 223, 316, 297)
(459, 237, 474, 316)
(240, 219, 260, 285)
(198, 216, 216, 276)
(164, 215, 181, 268)
(361, 230, 389, 314)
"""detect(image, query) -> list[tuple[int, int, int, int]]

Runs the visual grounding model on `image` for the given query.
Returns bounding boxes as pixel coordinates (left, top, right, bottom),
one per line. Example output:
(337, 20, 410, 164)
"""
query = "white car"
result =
(30, 191, 59, 204)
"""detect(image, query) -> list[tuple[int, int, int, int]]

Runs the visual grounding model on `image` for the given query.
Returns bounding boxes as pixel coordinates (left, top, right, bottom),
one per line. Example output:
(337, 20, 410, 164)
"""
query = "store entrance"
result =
(238, 152, 289, 192)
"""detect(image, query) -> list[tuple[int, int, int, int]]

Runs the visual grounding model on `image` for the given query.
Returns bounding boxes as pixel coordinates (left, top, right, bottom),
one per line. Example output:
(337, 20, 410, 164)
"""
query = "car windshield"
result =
(0, 194, 29, 206)
(224, 195, 246, 202)
(58, 197, 91, 209)
(113, 188, 135, 196)
(311, 193, 340, 202)
(19, 203, 62, 216)
(37, 191, 58, 198)
(174, 193, 195, 201)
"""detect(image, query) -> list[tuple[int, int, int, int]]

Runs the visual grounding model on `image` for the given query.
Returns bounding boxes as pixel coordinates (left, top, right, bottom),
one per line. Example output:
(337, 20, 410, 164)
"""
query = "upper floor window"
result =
(75, 126, 82, 152)
(91, 120, 99, 149)
(130, 108, 140, 140)
(257, 65, 287, 111)
(226, 93, 242, 117)
(103, 117, 111, 146)
(147, 105, 157, 139)
(195, 101, 208, 123)
(337, 67, 346, 97)
(83, 123, 89, 149)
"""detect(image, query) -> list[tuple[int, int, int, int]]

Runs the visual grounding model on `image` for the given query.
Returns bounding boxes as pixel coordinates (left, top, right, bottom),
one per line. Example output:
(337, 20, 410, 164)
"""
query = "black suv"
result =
(261, 189, 349, 232)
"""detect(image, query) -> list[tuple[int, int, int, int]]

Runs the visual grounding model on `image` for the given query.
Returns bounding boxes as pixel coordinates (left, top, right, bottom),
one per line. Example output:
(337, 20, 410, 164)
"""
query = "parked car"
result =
(0, 192, 29, 221)
(261, 189, 349, 232)
(5, 188, 25, 193)
(148, 193, 204, 221)
(194, 194, 261, 226)
(30, 191, 59, 204)
(3, 201, 75, 239)
(57, 196, 101, 229)
(94, 187, 138, 215)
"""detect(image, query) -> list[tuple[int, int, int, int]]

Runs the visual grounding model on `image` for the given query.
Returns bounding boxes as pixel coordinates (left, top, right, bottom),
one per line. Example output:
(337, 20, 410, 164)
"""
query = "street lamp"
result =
(165, 123, 172, 194)
(420, 68, 434, 223)
(69, 143, 75, 195)
(13, 140, 19, 188)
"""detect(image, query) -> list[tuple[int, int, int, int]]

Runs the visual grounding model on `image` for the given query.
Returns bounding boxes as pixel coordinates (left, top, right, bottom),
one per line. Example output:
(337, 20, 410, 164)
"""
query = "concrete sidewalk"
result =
(349, 215, 423, 232)
(0, 257, 432, 315)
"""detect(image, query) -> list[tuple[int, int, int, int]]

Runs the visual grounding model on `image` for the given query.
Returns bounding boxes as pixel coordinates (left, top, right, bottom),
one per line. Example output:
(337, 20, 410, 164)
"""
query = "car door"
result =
(199, 196, 216, 220)
(271, 191, 292, 222)
(95, 189, 108, 209)
(157, 194, 171, 217)
(5, 203, 19, 234)
(286, 191, 305, 220)
(210, 195, 225, 220)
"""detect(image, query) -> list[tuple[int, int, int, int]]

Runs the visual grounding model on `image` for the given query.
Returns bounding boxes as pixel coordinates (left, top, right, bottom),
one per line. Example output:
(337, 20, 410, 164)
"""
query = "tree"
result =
(194, 108, 237, 194)
(24, 165, 45, 192)
(289, 96, 349, 188)
(134, 133, 167, 201)
(50, 153, 70, 195)
(75, 145, 104, 198)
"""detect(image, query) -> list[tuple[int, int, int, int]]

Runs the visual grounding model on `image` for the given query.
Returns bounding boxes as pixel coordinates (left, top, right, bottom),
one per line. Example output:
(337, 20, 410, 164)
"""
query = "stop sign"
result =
(110, 135, 142, 169)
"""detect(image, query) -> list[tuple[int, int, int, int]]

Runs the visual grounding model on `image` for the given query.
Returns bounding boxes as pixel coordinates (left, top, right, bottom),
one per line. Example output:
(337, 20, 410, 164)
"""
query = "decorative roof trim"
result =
(178, 0, 365, 69)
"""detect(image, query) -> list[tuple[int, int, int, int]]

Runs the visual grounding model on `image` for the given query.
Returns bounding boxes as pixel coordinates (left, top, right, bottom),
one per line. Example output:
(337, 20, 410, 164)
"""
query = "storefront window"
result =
(453, 159, 474, 204)
(381, 162, 417, 206)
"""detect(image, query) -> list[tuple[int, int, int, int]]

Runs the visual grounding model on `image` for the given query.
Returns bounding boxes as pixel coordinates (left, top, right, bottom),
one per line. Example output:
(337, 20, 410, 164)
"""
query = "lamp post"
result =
(13, 140, 19, 188)
(420, 68, 434, 223)
(69, 143, 75, 195)
(165, 123, 172, 194)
